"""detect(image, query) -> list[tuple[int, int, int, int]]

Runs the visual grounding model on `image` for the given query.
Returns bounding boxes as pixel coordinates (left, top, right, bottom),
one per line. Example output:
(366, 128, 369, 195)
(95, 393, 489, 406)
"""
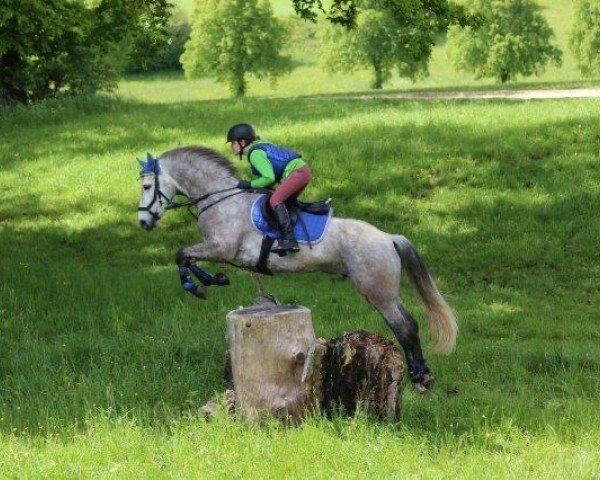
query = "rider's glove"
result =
(237, 180, 252, 190)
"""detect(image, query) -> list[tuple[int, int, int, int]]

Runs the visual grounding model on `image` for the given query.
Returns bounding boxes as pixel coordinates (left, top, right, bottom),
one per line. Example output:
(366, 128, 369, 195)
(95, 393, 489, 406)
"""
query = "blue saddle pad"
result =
(251, 195, 332, 244)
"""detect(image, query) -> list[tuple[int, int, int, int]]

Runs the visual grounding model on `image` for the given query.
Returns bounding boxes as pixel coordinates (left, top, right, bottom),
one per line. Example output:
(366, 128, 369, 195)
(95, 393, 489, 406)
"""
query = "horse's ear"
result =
(147, 152, 155, 162)
(137, 158, 145, 168)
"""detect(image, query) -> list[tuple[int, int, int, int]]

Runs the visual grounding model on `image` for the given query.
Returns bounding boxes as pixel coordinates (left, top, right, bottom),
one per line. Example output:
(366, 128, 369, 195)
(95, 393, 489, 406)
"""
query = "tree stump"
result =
(226, 304, 317, 423)
(224, 300, 405, 423)
(319, 330, 404, 420)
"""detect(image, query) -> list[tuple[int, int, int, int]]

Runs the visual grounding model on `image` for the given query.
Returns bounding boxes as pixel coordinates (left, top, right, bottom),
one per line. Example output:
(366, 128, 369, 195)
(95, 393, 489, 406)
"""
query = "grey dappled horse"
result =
(137, 147, 457, 392)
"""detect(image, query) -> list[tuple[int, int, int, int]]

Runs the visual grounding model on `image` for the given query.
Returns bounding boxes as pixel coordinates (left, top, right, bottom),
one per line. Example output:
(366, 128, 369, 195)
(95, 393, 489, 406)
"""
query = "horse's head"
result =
(137, 153, 177, 231)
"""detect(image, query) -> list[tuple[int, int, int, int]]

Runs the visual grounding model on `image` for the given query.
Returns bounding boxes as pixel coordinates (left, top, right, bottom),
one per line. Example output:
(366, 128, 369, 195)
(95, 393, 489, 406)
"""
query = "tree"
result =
(321, 8, 433, 89)
(569, 0, 600, 77)
(446, 0, 562, 83)
(127, 12, 191, 73)
(181, 0, 291, 97)
(0, 0, 172, 104)
(318, 0, 472, 90)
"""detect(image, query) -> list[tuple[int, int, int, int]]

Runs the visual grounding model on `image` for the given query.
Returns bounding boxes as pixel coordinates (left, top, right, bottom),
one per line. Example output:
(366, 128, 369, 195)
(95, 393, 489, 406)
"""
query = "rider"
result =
(227, 123, 311, 255)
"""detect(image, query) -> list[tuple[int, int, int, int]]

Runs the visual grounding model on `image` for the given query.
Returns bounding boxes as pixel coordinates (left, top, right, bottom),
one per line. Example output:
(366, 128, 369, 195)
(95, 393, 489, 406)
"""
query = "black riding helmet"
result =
(226, 123, 257, 143)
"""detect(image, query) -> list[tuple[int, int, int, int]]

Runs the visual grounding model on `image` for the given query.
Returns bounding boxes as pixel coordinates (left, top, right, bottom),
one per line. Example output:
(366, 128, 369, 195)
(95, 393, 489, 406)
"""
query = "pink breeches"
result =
(269, 166, 312, 208)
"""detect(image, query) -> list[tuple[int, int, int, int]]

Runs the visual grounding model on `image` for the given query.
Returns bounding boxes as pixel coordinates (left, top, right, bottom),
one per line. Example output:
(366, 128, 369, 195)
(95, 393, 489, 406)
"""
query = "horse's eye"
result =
(143, 184, 151, 191)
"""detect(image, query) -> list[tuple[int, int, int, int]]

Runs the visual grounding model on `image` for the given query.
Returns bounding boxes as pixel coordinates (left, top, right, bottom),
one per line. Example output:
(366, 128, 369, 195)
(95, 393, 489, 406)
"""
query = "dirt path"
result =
(341, 87, 600, 101)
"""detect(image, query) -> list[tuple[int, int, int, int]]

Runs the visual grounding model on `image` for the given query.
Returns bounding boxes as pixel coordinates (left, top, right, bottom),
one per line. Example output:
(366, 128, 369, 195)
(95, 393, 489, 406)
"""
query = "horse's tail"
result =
(392, 235, 458, 355)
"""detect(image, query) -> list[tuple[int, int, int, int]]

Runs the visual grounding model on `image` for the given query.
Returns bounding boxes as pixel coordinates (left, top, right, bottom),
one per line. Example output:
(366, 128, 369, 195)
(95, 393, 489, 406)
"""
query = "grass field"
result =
(1, 2, 599, 476)
(1, 86, 599, 476)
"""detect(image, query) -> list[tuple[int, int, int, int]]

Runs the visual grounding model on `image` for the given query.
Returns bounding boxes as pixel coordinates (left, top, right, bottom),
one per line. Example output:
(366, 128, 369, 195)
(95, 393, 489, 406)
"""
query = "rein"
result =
(166, 186, 239, 210)
(139, 169, 269, 220)
(182, 187, 271, 218)
(138, 160, 270, 220)
(166, 187, 246, 219)
(171, 186, 271, 219)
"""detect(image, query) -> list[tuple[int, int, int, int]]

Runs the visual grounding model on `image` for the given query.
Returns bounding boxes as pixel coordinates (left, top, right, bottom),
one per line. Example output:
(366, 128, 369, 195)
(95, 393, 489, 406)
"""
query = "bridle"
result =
(137, 172, 174, 221)
(138, 171, 263, 220)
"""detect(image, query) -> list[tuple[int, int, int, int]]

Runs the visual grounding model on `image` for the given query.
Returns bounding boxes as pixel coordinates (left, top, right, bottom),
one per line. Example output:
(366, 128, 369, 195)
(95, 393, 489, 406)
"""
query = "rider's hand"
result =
(237, 180, 252, 190)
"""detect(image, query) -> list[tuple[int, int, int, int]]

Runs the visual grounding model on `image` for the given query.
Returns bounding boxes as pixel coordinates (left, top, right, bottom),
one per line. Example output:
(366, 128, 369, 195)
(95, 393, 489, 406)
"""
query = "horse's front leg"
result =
(176, 242, 231, 298)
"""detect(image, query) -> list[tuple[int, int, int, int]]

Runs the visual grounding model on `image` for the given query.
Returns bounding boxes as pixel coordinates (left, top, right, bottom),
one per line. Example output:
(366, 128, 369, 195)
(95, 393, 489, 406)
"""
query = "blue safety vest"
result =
(247, 142, 302, 182)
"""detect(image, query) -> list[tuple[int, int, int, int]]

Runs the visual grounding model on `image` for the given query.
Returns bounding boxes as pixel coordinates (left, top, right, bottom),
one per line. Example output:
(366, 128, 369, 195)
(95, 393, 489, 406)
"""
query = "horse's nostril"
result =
(140, 218, 156, 231)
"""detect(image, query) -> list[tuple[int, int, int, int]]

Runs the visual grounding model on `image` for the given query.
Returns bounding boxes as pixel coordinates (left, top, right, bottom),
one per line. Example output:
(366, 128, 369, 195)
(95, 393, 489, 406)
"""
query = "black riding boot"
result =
(272, 204, 300, 255)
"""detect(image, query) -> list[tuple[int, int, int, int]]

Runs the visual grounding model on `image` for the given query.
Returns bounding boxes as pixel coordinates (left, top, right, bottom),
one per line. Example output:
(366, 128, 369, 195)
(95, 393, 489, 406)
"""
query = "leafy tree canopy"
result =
(0, 0, 172, 104)
(302, 0, 472, 89)
(569, 0, 600, 77)
(447, 0, 562, 83)
(181, 0, 291, 97)
(321, 8, 433, 89)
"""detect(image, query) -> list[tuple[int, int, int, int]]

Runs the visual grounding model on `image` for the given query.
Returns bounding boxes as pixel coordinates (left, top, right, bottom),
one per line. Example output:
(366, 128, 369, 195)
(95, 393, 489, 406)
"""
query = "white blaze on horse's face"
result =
(138, 173, 175, 231)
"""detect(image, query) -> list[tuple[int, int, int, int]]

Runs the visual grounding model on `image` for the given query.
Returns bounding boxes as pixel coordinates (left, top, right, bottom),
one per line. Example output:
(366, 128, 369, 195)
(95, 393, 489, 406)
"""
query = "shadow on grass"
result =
(0, 94, 598, 440)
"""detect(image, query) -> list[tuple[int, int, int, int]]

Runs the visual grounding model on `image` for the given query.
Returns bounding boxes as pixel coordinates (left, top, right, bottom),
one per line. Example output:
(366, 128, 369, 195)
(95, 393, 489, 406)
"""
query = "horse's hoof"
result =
(212, 273, 230, 286)
(192, 284, 208, 299)
(251, 266, 273, 276)
(413, 382, 429, 394)
(412, 372, 435, 393)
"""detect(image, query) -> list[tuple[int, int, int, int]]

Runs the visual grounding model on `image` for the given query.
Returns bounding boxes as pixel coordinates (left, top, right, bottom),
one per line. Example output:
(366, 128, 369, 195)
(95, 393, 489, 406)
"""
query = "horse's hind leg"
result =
(379, 301, 434, 392)
(349, 267, 433, 391)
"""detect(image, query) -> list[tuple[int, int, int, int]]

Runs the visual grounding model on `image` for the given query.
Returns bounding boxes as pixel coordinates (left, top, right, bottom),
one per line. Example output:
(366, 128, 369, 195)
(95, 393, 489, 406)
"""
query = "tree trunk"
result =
(0, 51, 29, 104)
(372, 60, 384, 89)
(231, 70, 246, 97)
(224, 300, 405, 423)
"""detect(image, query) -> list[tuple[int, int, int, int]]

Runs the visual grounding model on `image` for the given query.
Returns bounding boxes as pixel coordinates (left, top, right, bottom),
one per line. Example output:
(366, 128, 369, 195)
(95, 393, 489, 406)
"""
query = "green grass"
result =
(1, 91, 599, 476)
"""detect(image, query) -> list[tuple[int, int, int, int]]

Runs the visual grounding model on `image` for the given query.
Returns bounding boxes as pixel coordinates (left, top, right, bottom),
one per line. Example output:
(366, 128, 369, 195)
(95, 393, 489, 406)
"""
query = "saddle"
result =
(253, 195, 332, 275)
(260, 196, 332, 231)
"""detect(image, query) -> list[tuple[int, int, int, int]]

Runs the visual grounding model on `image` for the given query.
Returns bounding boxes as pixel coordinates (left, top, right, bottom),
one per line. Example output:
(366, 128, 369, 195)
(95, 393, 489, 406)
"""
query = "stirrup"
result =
(272, 238, 300, 255)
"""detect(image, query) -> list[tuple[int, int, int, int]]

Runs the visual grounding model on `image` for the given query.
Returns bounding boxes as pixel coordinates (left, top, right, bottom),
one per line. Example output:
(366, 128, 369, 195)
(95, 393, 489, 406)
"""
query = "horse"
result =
(137, 147, 457, 392)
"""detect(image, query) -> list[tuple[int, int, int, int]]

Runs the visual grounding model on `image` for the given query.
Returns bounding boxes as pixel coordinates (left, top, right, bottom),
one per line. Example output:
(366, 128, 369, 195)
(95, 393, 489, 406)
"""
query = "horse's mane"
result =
(162, 146, 237, 176)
